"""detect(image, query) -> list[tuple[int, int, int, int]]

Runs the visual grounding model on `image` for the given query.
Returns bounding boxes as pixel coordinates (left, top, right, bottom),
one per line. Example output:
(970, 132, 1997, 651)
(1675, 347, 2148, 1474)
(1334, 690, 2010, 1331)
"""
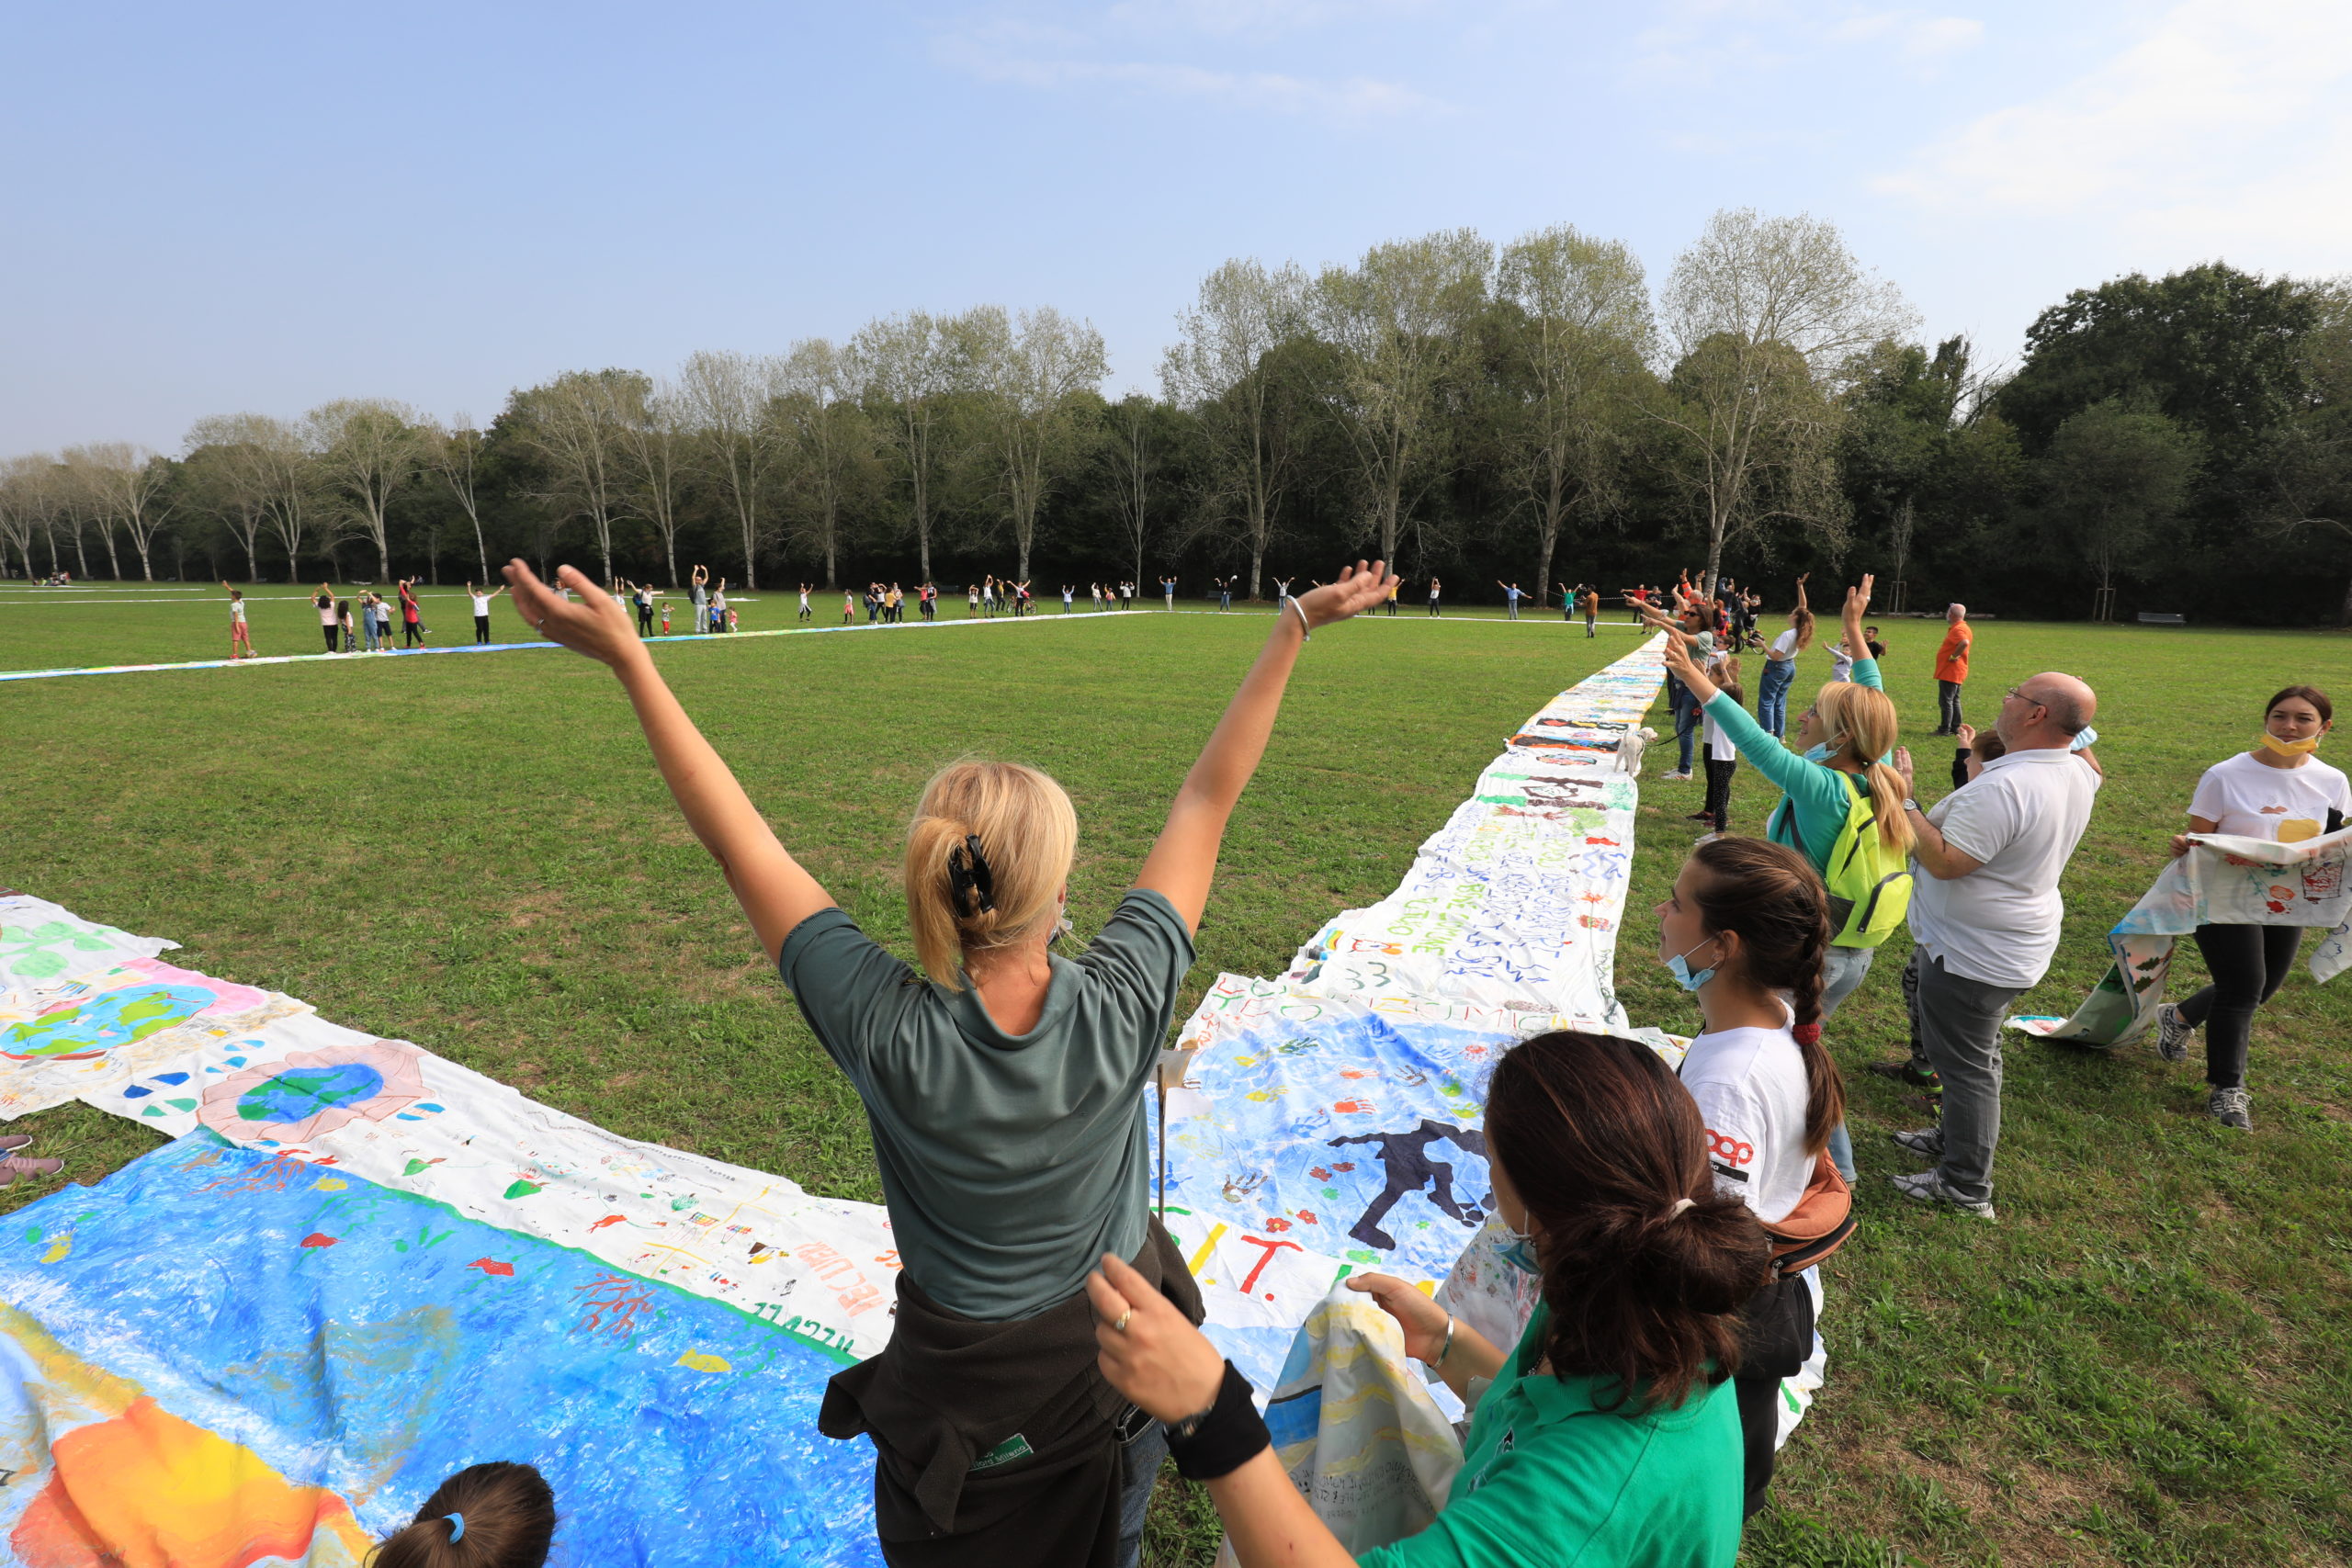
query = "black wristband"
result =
(1163, 1361, 1270, 1481)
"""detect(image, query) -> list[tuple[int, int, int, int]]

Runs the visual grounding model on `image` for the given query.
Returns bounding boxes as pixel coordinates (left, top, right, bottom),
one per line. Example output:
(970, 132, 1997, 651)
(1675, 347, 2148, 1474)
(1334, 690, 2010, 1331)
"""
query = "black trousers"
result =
(638, 607, 653, 633)
(1702, 757, 1737, 831)
(2178, 923, 2302, 1089)
(475, 615, 492, 644)
(1735, 1274, 1815, 1518)
(322, 626, 338, 653)
(403, 622, 422, 646)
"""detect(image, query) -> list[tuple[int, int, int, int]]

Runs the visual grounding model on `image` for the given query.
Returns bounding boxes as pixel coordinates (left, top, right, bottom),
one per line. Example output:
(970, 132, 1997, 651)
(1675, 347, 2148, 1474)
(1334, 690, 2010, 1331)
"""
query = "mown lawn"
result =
(1, 589, 2346, 1567)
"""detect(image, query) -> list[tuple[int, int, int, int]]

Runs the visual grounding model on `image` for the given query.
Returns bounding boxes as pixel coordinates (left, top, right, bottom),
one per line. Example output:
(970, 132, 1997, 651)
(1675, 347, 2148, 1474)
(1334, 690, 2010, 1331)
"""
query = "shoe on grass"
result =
(1660, 770, 1691, 782)
(1890, 1127, 1944, 1157)
(2153, 1002, 2193, 1064)
(2208, 1086, 2252, 1132)
(0, 1134, 30, 1153)
(1868, 1058, 1941, 1089)
(0, 1156, 62, 1187)
(1694, 831, 1722, 845)
(1685, 810, 1714, 821)
(1889, 1169, 1995, 1219)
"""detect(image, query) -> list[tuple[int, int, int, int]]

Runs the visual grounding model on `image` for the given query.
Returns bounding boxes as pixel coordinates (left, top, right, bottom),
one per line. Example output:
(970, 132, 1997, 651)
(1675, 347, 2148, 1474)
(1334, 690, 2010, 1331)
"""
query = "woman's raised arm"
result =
(1136, 560, 1392, 932)
(503, 560, 832, 962)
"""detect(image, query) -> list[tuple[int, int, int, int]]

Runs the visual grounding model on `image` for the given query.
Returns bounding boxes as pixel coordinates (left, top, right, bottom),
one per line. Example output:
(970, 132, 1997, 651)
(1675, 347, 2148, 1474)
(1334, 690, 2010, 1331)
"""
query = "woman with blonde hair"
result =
(499, 554, 1395, 1568)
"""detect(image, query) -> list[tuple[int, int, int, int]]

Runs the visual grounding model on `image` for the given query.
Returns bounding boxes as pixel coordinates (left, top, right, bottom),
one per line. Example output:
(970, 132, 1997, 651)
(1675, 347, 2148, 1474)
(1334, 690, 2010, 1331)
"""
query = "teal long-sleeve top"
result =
(1699, 657, 1880, 870)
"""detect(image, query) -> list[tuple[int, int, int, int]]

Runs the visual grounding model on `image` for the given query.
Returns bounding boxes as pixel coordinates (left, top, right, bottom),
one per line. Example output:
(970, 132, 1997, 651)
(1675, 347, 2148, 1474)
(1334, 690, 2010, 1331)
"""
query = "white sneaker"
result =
(1890, 1169, 1996, 1220)
(1660, 770, 1692, 783)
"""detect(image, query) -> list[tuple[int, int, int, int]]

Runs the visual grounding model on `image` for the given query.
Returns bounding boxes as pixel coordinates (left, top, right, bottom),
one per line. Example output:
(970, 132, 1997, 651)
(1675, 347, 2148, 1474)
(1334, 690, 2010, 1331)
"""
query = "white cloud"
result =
(1875, 0, 2352, 256)
(1628, 4, 1983, 86)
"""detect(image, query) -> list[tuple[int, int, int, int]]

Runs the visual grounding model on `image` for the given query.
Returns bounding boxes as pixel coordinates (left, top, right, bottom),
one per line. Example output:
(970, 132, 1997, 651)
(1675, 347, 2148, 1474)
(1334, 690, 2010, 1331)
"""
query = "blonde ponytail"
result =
(903, 761, 1078, 989)
(1812, 683, 1913, 852)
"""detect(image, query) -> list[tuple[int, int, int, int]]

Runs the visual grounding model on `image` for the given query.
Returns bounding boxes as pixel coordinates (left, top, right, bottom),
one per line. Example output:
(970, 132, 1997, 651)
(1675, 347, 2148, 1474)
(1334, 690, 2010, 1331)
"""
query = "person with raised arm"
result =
(1642, 578, 1907, 1182)
(501, 555, 1394, 1568)
(1755, 575, 1814, 739)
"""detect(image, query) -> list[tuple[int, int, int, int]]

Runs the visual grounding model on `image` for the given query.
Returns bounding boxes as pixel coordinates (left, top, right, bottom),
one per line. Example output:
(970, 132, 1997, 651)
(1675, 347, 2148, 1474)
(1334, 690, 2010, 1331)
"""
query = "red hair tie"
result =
(1792, 1023, 1822, 1047)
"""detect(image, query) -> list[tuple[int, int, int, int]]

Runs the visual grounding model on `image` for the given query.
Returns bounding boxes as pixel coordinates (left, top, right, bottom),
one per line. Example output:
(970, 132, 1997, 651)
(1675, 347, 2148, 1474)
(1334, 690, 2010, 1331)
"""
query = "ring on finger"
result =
(1113, 1310, 1132, 1334)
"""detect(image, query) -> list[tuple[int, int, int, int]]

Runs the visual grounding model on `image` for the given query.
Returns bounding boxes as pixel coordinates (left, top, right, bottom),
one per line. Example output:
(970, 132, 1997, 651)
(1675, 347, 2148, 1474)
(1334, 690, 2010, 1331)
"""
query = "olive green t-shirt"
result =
(1358, 1306, 1743, 1568)
(776, 888, 1195, 1322)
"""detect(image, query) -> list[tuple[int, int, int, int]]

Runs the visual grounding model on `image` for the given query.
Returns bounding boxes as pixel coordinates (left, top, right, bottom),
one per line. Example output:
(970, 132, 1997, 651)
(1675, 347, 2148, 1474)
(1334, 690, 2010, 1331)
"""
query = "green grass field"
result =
(2, 584, 2347, 1567)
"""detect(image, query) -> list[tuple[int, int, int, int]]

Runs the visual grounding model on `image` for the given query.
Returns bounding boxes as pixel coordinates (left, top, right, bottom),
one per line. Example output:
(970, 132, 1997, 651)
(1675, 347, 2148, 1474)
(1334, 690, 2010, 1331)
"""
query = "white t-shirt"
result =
(229, 600, 245, 624)
(1909, 746, 2101, 989)
(317, 599, 337, 626)
(469, 592, 491, 615)
(1829, 645, 1854, 683)
(2188, 751, 2350, 844)
(1679, 1015, 1812, 1225)
(1770, 628, 1797, 660)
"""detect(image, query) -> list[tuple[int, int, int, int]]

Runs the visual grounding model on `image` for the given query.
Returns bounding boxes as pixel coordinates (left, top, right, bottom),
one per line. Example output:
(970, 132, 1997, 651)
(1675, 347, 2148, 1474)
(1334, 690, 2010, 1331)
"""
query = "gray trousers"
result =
(1914, 951, 2024, 1206)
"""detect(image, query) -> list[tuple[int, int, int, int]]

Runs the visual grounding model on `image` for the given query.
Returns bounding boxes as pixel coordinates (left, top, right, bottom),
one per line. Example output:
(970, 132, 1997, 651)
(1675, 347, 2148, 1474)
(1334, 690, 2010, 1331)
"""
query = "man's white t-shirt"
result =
(2188, 751, 2350, 844)
(1909, 746, 2101, 989)
(469, 592, 491, 615)
(1680, 1016, 1811, 1225)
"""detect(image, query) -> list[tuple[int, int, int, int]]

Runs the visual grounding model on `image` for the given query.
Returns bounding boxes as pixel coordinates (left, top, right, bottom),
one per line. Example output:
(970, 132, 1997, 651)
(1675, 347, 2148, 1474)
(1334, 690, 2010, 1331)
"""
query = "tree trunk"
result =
(136, 538, 153, 580)
(1533, 509, 1559, 613)
(665, 535, 678, 590)
(1249, 541, 1264, 601)
(379, 538, 390, 581)
(100, 523, 121, 579)
(73, 521, 90, 579)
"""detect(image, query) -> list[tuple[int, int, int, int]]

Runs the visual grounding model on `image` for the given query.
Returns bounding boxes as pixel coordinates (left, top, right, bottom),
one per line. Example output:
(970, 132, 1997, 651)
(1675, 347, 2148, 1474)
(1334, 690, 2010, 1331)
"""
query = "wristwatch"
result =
(1903, 799, 1920, 814)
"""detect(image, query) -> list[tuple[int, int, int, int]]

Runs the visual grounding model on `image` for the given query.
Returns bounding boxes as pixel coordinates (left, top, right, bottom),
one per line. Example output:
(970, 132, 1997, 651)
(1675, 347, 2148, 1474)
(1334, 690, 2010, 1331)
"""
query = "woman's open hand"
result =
(1343, 1273, 1452, 1363)
(503, 560, 642, 670)
(1293, 559, 1392, 630)
(1087, 1253, 1227, 1423)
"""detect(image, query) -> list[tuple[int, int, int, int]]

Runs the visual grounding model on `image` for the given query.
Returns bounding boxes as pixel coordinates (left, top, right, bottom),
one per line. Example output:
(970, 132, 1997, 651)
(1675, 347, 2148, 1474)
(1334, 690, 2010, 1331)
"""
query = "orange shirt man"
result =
(1933, 603, 1973, 734)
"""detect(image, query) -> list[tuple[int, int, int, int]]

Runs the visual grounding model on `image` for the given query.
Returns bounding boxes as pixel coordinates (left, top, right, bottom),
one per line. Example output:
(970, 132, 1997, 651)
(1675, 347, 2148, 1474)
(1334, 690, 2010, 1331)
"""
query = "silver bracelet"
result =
(1288, 598, 1311, 640)
(1435, 1314, 1456, 1368)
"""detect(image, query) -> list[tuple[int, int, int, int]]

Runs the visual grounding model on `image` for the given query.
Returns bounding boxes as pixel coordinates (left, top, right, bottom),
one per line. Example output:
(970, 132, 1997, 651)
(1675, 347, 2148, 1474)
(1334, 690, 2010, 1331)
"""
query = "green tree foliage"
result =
(2035, 401, 2199, 619)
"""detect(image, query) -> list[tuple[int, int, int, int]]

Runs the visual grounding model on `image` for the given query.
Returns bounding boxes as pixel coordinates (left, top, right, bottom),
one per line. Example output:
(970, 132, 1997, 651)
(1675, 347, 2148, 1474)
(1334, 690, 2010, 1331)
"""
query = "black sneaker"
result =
(2208, 1087, 2252, 1132)
(1868, 1058, 1940, 1089)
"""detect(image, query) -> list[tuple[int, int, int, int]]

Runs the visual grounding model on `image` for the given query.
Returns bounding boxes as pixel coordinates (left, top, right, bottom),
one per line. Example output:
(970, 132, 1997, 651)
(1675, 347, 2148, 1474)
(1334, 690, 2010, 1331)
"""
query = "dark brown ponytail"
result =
(1485, 1031, 1775, 1412)
(1689, 836, 1845, 1156)
(369, 1462, 555, 1568)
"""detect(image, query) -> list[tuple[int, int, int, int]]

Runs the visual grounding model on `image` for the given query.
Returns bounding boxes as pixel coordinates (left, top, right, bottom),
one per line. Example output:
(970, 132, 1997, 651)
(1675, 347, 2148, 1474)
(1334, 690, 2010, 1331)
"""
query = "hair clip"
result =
(947, 835, 997, 917)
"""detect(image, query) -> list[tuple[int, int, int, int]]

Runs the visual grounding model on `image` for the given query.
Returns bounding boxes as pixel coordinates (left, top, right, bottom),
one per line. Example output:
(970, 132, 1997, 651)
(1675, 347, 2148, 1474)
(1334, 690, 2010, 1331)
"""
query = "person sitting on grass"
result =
(502, 553, 1395, 1568)
(1085, 1029, 1772, 1568)
(373, 1461, 553, 1568)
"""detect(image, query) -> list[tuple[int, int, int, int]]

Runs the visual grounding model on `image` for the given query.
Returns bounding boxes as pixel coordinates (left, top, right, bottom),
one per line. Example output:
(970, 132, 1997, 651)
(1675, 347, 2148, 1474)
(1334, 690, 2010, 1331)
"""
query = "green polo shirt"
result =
(1358, 1306, 1742, 1568)
(776, 888, 1194, 1322)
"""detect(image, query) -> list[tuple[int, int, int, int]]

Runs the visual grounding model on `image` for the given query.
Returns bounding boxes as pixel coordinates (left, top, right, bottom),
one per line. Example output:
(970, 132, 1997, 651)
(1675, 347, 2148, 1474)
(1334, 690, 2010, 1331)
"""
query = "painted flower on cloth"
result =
(198, 1039, 428, 1143)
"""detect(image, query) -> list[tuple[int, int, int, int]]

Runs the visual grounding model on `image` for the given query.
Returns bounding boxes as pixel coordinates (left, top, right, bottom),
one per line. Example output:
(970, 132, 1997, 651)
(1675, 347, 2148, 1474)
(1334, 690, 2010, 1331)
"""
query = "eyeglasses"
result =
(2003, 685, 2047, 707)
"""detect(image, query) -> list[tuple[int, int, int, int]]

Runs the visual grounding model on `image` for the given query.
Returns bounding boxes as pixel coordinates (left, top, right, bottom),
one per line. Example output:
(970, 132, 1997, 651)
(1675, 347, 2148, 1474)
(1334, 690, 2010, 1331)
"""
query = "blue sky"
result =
(6, 0, 2347, 453)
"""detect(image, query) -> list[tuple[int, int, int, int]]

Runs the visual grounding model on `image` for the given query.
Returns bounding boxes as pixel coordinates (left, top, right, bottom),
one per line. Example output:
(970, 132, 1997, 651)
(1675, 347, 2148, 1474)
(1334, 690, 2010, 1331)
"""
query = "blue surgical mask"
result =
(1496, 1225, 1539, 1273)
(1665, 938, 1720, 992)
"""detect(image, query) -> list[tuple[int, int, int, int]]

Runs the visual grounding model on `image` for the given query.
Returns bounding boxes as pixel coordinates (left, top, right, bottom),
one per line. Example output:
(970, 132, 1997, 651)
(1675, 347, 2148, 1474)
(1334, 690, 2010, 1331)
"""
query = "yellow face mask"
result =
(2261, 732, 2324, 758)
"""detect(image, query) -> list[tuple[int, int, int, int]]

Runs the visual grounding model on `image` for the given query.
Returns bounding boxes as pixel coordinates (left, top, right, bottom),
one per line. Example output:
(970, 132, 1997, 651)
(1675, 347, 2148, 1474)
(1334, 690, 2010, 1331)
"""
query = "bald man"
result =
(1887, 672, 2101, 1218)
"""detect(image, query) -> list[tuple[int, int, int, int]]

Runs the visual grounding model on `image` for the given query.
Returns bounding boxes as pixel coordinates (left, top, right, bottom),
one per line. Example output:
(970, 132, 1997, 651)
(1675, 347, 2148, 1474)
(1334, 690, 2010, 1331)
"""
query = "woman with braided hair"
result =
(1654, 834, 1847, 1518)
(499, 554, 1396, 1568)
(1085, 1028, 1772, 1567)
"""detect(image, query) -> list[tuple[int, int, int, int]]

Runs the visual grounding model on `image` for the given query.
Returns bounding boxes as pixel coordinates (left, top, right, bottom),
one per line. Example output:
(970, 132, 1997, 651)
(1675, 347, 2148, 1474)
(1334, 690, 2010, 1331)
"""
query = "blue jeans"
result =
(1758, 660, 1797, 737)
(1817, 943, 1878, 1183)
(1669, 679, 1698, 773)
(1117, 1417, 1167, 1568)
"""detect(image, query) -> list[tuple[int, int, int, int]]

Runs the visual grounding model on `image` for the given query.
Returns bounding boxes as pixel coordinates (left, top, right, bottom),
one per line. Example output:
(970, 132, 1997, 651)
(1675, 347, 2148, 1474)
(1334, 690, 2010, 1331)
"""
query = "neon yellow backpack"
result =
(1798, 772, 1913, 949)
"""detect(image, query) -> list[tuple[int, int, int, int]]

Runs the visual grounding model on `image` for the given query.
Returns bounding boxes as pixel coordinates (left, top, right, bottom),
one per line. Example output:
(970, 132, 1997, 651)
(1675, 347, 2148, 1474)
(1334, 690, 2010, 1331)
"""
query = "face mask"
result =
(1495, 1225, 1539, 1274)
(2261, 732, 2323, 758)
(1665, 938, 1719, 992)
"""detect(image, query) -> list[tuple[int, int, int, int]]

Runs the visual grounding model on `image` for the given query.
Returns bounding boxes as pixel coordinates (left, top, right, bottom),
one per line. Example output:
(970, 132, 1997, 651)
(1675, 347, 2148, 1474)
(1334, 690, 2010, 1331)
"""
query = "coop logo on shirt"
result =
(1706, 1128, 1754, 1179)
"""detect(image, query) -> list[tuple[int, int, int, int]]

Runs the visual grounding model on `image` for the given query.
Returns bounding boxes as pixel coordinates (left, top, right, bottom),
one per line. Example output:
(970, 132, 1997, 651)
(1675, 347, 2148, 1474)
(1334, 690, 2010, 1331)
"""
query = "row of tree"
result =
(5, 212, 2347, 623)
